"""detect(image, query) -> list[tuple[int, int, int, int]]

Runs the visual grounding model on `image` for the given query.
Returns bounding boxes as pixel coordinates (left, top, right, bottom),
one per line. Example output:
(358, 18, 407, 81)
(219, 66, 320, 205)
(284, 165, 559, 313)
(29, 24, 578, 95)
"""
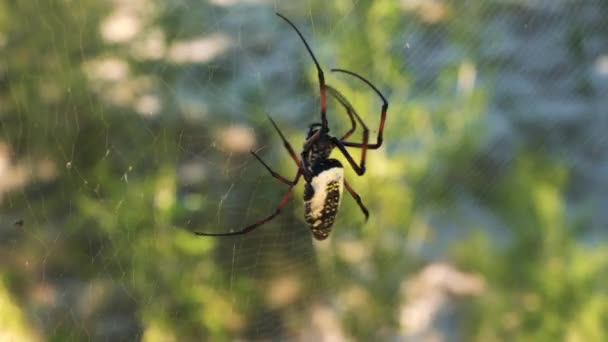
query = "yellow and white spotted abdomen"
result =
(304, 162, 344, 240)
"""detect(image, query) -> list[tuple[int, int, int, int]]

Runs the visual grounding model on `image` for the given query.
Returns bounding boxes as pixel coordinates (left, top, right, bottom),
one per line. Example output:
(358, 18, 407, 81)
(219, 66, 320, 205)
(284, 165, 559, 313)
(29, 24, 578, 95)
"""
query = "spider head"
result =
(306, 123, 328, 139)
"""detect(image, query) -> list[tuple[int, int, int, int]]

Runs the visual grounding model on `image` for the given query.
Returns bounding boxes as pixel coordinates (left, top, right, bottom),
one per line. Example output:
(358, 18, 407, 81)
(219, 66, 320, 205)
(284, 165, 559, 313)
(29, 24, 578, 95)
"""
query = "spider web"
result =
(2, 0, 608, 341)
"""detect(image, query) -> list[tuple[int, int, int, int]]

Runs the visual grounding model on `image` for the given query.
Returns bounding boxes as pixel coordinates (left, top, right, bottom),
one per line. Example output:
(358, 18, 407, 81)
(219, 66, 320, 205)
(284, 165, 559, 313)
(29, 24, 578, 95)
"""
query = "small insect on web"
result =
(194, 12, 388, 240)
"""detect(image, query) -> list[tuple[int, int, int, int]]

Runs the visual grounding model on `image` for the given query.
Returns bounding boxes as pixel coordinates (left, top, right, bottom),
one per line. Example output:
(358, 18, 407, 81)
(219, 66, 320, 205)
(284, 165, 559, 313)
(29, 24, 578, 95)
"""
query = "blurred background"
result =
(1, 0, 608, 340)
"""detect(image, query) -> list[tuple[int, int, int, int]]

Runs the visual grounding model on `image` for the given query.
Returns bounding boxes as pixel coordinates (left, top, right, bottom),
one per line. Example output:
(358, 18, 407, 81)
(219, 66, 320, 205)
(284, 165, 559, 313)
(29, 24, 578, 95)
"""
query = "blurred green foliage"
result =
(1, 0, 607, 340)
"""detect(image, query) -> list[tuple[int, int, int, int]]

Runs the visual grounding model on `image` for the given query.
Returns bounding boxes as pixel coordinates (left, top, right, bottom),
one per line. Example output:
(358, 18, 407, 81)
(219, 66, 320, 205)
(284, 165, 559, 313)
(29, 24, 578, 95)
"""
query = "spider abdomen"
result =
(304, 159, 344, 240)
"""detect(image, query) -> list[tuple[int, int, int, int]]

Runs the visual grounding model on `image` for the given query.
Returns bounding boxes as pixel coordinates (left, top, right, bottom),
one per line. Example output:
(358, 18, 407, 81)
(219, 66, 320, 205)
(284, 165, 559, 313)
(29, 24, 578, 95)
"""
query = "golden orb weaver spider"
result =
(195, 13, 388, 240)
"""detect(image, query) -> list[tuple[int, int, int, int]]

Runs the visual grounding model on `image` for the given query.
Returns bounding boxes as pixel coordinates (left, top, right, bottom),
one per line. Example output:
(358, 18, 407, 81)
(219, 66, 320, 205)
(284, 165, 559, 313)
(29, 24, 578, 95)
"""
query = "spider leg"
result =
(344, 179, 369, 221)
(263, 112, 317, 181)
(194, 171, 301, 237)
(331, 68, 388, 150)
(276, 13, 328, 130)
(250, 150, 295, 186)
(326, 85, 370, 174)
(325, 85, 362, 141)
(331, 137, 367, 176)
(266, 114, 304, 171)
(195, 115, 306, 237)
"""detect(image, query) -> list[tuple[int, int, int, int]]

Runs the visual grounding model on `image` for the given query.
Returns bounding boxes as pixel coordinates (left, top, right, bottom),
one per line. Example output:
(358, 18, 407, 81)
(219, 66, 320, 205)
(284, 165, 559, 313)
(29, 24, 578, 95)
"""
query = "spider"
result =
(195, 13, 388, 240)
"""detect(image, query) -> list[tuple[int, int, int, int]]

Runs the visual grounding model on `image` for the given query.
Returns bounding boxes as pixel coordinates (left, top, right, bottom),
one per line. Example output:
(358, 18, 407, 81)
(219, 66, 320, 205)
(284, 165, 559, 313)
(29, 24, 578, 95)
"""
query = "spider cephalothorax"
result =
(303, 124, 334, 169)
(195, 13, 388, 240)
